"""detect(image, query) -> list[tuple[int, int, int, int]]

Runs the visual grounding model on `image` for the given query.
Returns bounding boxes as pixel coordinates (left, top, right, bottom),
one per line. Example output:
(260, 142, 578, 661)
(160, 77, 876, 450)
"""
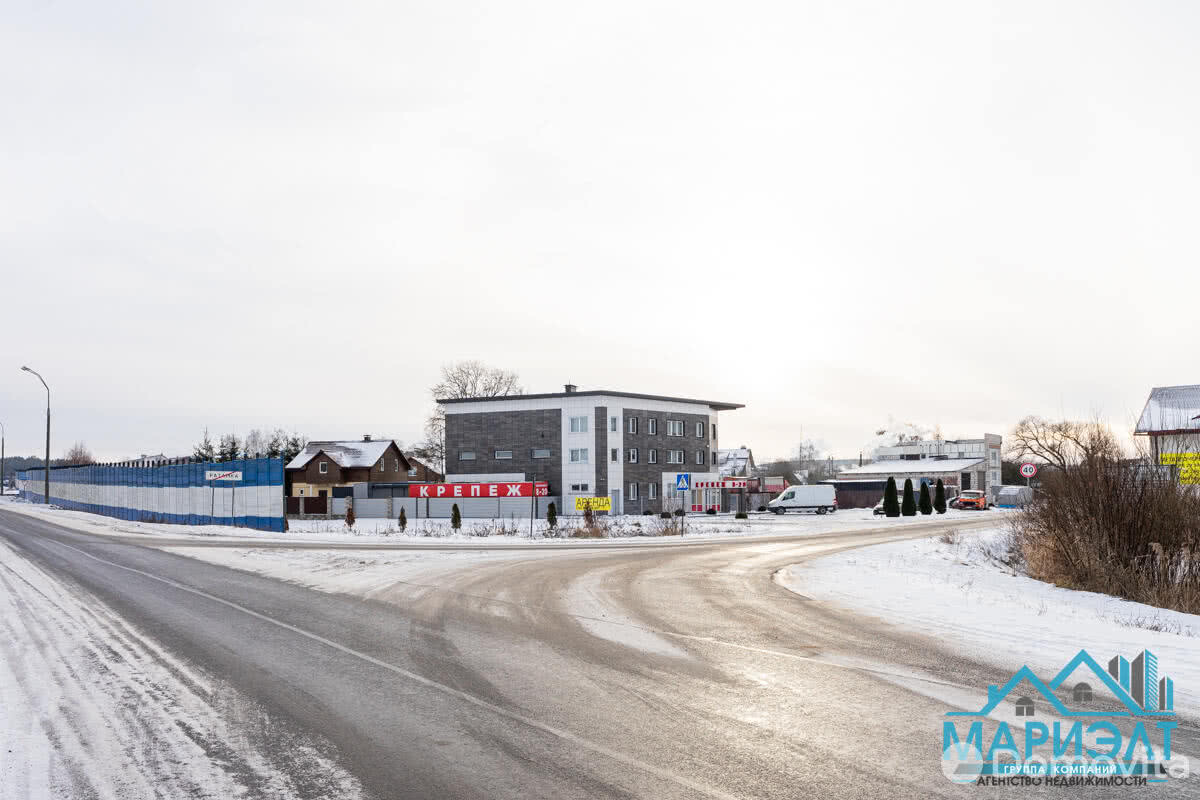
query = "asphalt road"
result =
(2, 508, 1197, 799)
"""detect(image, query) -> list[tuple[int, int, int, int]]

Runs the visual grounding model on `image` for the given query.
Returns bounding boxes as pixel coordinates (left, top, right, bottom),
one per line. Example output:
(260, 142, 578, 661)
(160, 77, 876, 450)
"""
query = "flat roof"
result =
(438, 390, 744, 411)
(837, 457, 985, 475)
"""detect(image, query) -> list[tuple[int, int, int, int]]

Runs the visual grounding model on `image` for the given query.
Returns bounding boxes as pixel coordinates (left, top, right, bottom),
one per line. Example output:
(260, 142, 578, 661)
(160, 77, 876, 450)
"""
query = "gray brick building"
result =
(442, 385, 743, 514)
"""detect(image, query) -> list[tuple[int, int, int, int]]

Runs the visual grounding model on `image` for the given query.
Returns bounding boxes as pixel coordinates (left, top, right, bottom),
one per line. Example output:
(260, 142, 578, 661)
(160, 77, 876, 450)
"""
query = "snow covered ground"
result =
(777, 526, 1200, 718)
(0, 538, 364, 800)
(0, 494, 999, 545)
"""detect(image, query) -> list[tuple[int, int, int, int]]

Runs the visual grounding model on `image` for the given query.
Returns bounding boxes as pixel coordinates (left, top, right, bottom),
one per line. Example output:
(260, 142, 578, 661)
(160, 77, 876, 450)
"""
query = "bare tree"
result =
(1006, 416, 1123, 472)
(64, 442, 93, 465)
(415, 361, 523, 473)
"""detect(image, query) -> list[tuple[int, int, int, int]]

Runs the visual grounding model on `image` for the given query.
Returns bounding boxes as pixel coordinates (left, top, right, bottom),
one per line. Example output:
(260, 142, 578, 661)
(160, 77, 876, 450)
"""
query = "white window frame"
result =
(648, 418, 657, 435)
(494, 450, 513, 460)
(695, 450, 705, 465)
(628, 482, 639, 500)
(648, 483, 657, 500)
(649, 449, 657, 464)
(610, 417, 618, 432)
(695, 421, 705, 438)
(379, 460, 385, 472)
(459, 451, 476, 461)
(628, 448, 638, 463)
(611, 448, 619, 463)
(319, 462, 328, 474)
(628, 417, 638, 434)
(408, 467, 417, 477)
(570, 482, 590, 492)
(393, 458, 400, 472)
(668, 450, 683, 464)
(532, 448, 551, 459)
(570, 448, 589, 463)
(570, 416, 589, 433)
(667, 420, 684, 437)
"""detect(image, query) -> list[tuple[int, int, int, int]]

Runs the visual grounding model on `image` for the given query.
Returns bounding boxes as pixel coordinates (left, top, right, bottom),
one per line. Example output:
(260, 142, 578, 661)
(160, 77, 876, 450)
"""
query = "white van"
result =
(768, 485, 837, 515)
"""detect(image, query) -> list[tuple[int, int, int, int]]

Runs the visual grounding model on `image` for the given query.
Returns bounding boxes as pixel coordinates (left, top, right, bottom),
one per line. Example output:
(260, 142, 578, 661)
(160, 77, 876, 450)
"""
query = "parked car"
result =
(957, 489, 990, 510)
(769, 485, 837, 515)
(994, 485, 1033, 508)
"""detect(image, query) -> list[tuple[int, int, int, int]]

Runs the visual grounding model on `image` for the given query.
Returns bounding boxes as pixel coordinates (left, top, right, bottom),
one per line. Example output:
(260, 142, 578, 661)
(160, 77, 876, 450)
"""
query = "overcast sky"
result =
(2, 0, 1197, 463)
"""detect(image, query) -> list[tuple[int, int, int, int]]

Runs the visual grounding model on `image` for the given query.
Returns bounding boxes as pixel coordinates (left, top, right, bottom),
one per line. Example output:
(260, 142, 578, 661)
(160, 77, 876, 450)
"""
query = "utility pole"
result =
(21, 367, 50, 504)
(1, 420, 5, 495)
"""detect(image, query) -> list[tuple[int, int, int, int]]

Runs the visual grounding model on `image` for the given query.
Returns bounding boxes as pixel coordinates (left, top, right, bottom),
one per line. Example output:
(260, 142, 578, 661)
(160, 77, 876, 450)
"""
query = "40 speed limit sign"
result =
(1019, 462, 1038, 479)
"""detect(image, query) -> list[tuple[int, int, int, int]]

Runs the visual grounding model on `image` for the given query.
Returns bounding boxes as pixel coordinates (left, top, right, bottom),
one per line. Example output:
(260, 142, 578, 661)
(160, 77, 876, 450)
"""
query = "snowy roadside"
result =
(776, 526, 1200, 717)
(0, 538, 365, 800)
(0, 494, 1001, 546)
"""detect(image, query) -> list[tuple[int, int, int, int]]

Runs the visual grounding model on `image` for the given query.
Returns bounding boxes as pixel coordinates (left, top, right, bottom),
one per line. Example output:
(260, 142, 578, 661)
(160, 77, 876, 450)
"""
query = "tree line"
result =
(192, 428, 309, 463)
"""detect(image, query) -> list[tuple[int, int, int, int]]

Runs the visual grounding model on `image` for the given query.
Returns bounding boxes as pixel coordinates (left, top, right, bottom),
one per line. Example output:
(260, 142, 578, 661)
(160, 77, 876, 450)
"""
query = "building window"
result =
(319, 462, 328, 474)
(666, 420, 684, 437)
(611, 448, 619, 463)
(628, 417, 638, 434)
(695, 450, 705, 465)
(1015, 697, 1034, 717)
(1073, 683, 1092, 702)
(532, 448, 551, 459)
(629, 448, 638, 463)
(648, 418, 657, 435)
(628, 482, 639, 500)
(570, 482, 590, 492)
(570, 416, 588, 433)
(668, 450, 684, 464)
(298, 488, 305, 496)
(495, 450, 513, 460)
(712, 423, 716, 440)
(408, 467, 417, 477)
(570, 448, 589, 463)
(379, 460, 385, 472)
(648, 483, 657, 499)
(990, 450, 999, 465)
(696, 421, 705, 438)
(459, 451, 476, 461)
(649, 449, 658, 464)
(610, 417, 618, 432)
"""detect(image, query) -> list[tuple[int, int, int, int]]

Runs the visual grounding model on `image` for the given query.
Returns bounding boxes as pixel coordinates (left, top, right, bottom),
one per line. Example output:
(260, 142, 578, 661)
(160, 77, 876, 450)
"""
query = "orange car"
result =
(956, 489, 989, 510)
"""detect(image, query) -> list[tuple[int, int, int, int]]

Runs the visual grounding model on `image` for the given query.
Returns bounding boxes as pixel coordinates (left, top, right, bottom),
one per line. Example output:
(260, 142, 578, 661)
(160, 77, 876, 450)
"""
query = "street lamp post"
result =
(21, 367, 50, 504)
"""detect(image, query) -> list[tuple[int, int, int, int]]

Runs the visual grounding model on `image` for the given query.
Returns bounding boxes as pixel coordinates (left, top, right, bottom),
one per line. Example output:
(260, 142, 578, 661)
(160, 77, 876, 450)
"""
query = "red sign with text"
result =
(408, 482, 549, 499)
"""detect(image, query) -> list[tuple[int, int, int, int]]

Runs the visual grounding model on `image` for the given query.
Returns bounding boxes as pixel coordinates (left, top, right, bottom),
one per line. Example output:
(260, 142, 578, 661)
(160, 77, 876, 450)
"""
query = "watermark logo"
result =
(942, 648, 1188, 786)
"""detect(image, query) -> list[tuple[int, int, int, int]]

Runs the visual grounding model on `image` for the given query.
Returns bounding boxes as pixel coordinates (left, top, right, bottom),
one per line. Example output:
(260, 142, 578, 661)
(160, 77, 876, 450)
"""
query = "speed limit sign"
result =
(1019, 462, 1038, 479)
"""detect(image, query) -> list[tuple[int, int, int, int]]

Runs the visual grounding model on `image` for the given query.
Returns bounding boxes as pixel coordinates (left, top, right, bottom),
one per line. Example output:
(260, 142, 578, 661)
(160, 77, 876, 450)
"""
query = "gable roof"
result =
(286, 440, 409, 471)
(716, 448, 754, 477)
(1135, 385, 1200, 434)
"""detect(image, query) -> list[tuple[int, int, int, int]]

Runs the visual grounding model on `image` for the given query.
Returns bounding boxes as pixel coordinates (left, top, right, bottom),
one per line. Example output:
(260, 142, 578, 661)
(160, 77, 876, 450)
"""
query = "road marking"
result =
(46, 538, 745, 800)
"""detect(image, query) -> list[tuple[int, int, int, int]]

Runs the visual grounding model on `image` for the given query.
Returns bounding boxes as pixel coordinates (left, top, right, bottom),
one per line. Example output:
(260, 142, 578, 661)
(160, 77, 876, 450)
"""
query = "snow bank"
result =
(0, 538, 364, 799)
(777, 527, 1200, 717)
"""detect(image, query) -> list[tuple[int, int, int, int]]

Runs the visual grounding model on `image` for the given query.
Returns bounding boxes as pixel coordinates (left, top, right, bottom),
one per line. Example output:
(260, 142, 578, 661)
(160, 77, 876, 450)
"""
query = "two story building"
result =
(441, 384, 743, 514)
(285, 437, 411, 498)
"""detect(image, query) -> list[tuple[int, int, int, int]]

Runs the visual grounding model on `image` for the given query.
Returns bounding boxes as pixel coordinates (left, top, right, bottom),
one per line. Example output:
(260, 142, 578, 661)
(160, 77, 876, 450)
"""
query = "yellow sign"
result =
(574, 496, 611, 511)
(1160, 452, 1200, 485)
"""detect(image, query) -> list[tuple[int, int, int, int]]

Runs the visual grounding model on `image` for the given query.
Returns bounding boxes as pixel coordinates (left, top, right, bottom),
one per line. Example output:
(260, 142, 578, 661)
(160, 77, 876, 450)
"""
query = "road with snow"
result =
(3, 507, 1199, 799)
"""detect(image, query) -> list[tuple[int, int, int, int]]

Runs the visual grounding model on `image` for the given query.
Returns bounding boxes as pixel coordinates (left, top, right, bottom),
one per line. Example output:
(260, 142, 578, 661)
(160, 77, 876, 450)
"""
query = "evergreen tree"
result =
(883, 477, 900, 517)
(934, 479, 947, 514)
(450, 503, 461, 530)
(398, 507, 407, 532)
(901, 478, 917, 516)
(283, 433, 307, 464)
(918, 482, 932, 515)
(216, 433, 241, 462)
(193, 429, 216, 462)
(546, 502, 557, 530)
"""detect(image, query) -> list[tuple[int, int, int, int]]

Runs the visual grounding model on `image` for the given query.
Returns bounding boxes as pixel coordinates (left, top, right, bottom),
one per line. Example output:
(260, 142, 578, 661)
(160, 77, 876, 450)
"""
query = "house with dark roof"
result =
(285, 437, 410, 498)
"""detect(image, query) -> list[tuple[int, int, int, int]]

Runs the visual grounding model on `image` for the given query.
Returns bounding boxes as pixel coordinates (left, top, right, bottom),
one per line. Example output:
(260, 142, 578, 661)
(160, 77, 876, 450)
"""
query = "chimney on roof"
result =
(564, 383, 577, 393)
(363, 434, 372, 442)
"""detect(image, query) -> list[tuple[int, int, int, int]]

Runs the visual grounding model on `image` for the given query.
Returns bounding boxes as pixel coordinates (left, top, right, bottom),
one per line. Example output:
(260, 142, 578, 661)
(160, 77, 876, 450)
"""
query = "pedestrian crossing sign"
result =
(675, 473, 690, 491)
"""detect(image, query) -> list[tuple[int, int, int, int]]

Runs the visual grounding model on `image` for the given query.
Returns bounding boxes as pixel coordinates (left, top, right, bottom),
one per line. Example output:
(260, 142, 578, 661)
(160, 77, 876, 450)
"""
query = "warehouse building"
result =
(441, 384, 743, 514)
(827, 433, 1002, 506)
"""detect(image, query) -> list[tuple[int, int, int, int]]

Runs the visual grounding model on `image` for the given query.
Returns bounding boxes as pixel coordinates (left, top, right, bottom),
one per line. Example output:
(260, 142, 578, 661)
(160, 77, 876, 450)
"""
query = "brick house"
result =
(403, 455, 443, 483)
(285, 437, 411, 498)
